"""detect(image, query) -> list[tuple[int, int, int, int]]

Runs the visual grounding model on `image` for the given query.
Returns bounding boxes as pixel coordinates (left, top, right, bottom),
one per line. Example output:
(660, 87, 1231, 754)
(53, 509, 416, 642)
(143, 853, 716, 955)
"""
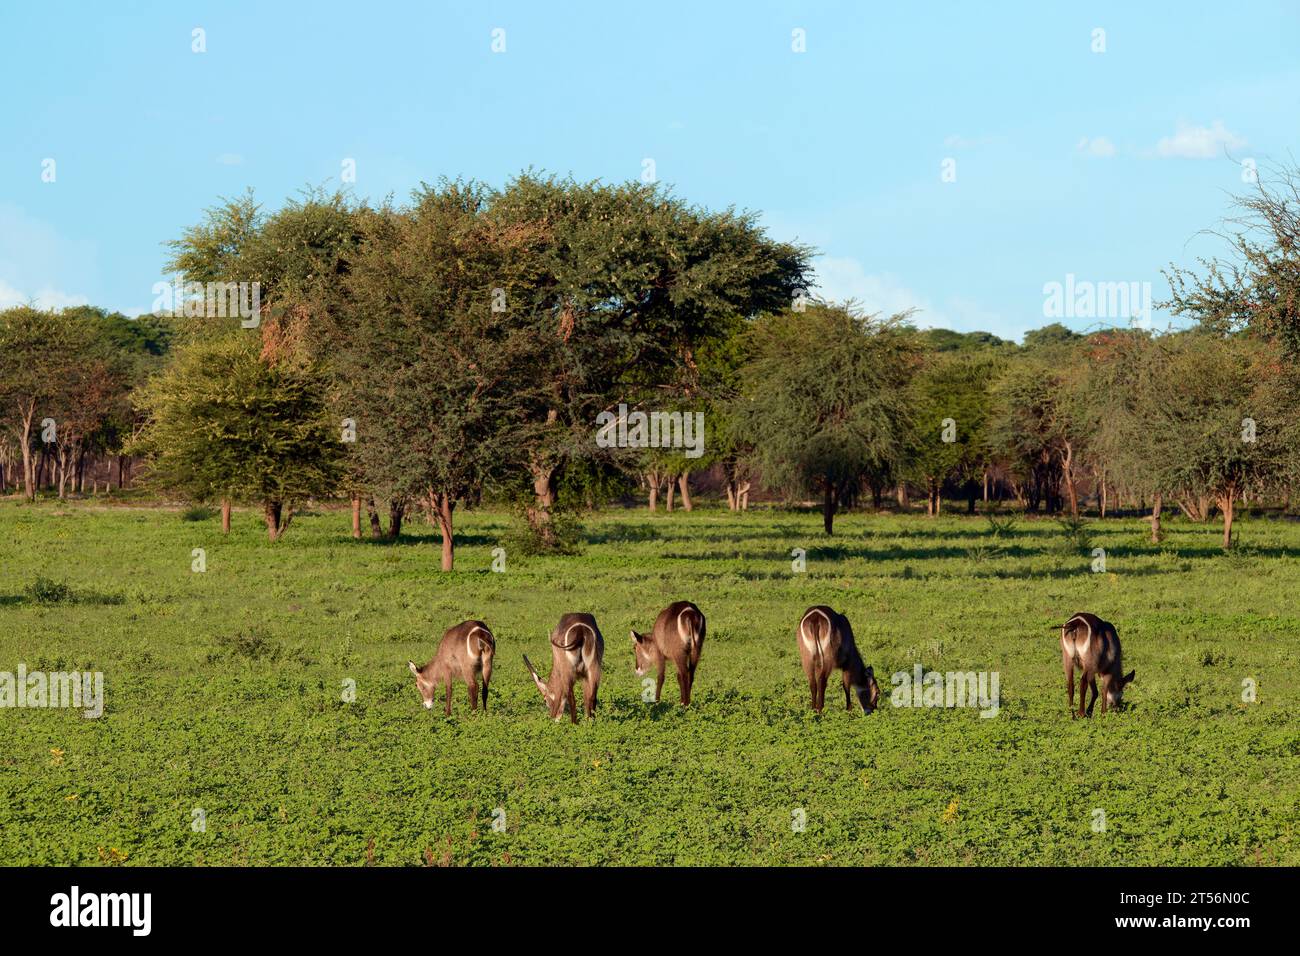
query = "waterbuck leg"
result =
(444, 680, 453, 717)
(843, 671, 853, 711)
(655, 661, 666, 703)
(584, 677, 598, 719)
(481, 680, 489, 713)
(1098, 675, 1109, 714)
(675, 661, 690, 706)
(1066, 665, 1075, 717)
(1084, 677, 1097, 718)
(467, 678, 479, 711)
(567, 686, 578, 725)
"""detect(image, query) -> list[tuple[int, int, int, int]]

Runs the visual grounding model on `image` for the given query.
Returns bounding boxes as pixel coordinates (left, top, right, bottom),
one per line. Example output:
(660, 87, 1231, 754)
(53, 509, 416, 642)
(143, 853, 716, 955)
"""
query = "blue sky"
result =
(1, 0, 1297, 341)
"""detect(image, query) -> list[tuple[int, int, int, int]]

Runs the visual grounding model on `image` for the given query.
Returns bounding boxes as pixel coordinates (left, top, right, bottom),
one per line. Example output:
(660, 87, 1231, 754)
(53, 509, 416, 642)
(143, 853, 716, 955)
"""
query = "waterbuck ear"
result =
(408, 661, 419, 676)
(1123, 670, 1135, 685)
(630, 629, 643, 643)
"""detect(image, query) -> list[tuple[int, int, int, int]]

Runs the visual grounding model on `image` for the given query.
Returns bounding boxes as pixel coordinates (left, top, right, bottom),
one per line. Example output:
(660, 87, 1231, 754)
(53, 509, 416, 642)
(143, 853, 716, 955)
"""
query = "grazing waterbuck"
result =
(523, 612, 605, 723)
(797, 606, 880, 714)
(631, 600, 706, 706)
(1057, 612, 1134, 717)
(408, 620, 495, 715)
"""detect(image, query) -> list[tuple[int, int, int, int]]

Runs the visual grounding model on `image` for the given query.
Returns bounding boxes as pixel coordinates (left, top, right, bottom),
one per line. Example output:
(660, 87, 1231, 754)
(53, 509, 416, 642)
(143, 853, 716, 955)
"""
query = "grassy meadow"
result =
(1, 499, 1297, 866)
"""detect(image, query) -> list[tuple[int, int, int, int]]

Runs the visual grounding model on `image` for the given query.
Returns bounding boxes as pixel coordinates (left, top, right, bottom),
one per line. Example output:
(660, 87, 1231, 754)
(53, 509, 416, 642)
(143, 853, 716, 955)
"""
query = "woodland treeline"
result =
(2, 167, 1298, 566)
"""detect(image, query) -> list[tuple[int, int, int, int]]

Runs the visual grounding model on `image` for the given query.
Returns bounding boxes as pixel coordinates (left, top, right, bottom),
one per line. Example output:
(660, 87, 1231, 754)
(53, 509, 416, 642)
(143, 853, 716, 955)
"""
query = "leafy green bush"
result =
(26, 576, 73, 605)
(1055, 516, 1094, 554)
(501, 503, 584, 557)
(216, 628, 282, 662)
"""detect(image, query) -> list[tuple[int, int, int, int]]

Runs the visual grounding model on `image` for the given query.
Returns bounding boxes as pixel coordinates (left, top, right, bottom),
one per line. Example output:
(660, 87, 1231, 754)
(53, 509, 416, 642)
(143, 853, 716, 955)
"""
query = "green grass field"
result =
(1, 499, 1297, 865)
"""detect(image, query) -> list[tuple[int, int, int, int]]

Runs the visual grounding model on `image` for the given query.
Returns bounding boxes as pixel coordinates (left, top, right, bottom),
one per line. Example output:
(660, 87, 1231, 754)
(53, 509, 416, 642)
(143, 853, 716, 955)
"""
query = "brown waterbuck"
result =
(408, 620, 495, 715)
(1056, 612, 1134, 718)
(523, 612, 605, 723)
(631, 600, 706, 705)
(797, 606, 880, 714)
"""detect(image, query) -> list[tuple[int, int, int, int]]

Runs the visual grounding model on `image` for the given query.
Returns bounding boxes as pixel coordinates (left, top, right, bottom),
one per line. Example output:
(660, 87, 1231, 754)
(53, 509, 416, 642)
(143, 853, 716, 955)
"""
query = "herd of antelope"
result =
(408, 603, 1135, 722)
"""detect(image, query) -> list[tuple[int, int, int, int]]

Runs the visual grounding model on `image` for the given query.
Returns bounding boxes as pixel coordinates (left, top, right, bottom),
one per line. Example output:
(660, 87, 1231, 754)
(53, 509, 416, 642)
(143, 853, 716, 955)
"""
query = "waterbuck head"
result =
(522, 655, 565, 719)
(630, 629, 654, 676)
(408, 660, 435, 710)
(1105, 670, 1135, 710)
(856, 665, 881, 714)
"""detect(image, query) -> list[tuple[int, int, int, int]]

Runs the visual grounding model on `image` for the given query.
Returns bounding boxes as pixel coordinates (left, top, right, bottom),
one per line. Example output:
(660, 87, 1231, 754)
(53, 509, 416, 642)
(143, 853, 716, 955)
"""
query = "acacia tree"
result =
(167, 189, 378, 533)
(1164, 162, 1300, 360)
(1070, 329, 1168, 537)
(1143, 332, 1298, 549)
(0, 307, 98, 501)
(132, 332, 342, 539)
(902, 351, 998, 516)
(987, 342, 1091, 516)
(734, 303, 914, 535)
(332, 180, 532, 570)
(487, 174, 810, 544)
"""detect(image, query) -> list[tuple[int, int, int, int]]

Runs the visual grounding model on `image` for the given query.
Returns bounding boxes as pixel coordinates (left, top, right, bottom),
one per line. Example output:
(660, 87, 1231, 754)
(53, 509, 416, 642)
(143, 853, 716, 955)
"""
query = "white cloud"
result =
(811, 257, 938, 320)
(0, 202, 100, 310)
(1155, 120, 1246, 159)
(0, 279, 89, 311)
(1076, 136, 1116, 158)
(810, 257, 1026, 338)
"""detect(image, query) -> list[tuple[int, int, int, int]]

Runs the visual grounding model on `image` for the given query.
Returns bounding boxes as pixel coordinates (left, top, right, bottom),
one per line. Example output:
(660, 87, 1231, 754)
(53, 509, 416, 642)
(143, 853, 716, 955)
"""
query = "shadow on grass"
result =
(661, 541, 1297, 564)
(340, 531, 500, 548)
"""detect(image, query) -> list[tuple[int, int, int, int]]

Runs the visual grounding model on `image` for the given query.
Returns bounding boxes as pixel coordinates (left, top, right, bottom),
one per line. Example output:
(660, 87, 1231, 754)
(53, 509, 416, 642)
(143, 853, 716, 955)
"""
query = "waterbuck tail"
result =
(470, 625, 495, 655)
(552, 620, 589, 651)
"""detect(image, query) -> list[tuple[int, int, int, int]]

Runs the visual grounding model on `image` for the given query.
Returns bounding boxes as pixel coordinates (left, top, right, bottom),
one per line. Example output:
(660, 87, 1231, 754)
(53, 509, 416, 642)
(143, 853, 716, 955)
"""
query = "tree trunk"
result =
(351, 496, 362, 539)
(1149, 493, 1162, 544)
(925, 479, 941, 517)
(982, 469, 989, 502)
(739, 481, 750, 511)
(1219, 490, 1235, 550)
(1061, 442, 1079, 518)
(665, 480, 675, 512)
(387, 498, 406, 539)
(264, 501, 283, 541)
(678, 472, 693, 511)
(366, 497, 383, 538)
(725, 482, 736, 511)
(896, 483, 909, 509)
(221, 498, 232, 535)
(527, 462, 558, 545)
(429, 492, 456, 571)
(57, 446, 72, 499)
(822, 481, 836, 536)
(19, 404, 35, 501)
